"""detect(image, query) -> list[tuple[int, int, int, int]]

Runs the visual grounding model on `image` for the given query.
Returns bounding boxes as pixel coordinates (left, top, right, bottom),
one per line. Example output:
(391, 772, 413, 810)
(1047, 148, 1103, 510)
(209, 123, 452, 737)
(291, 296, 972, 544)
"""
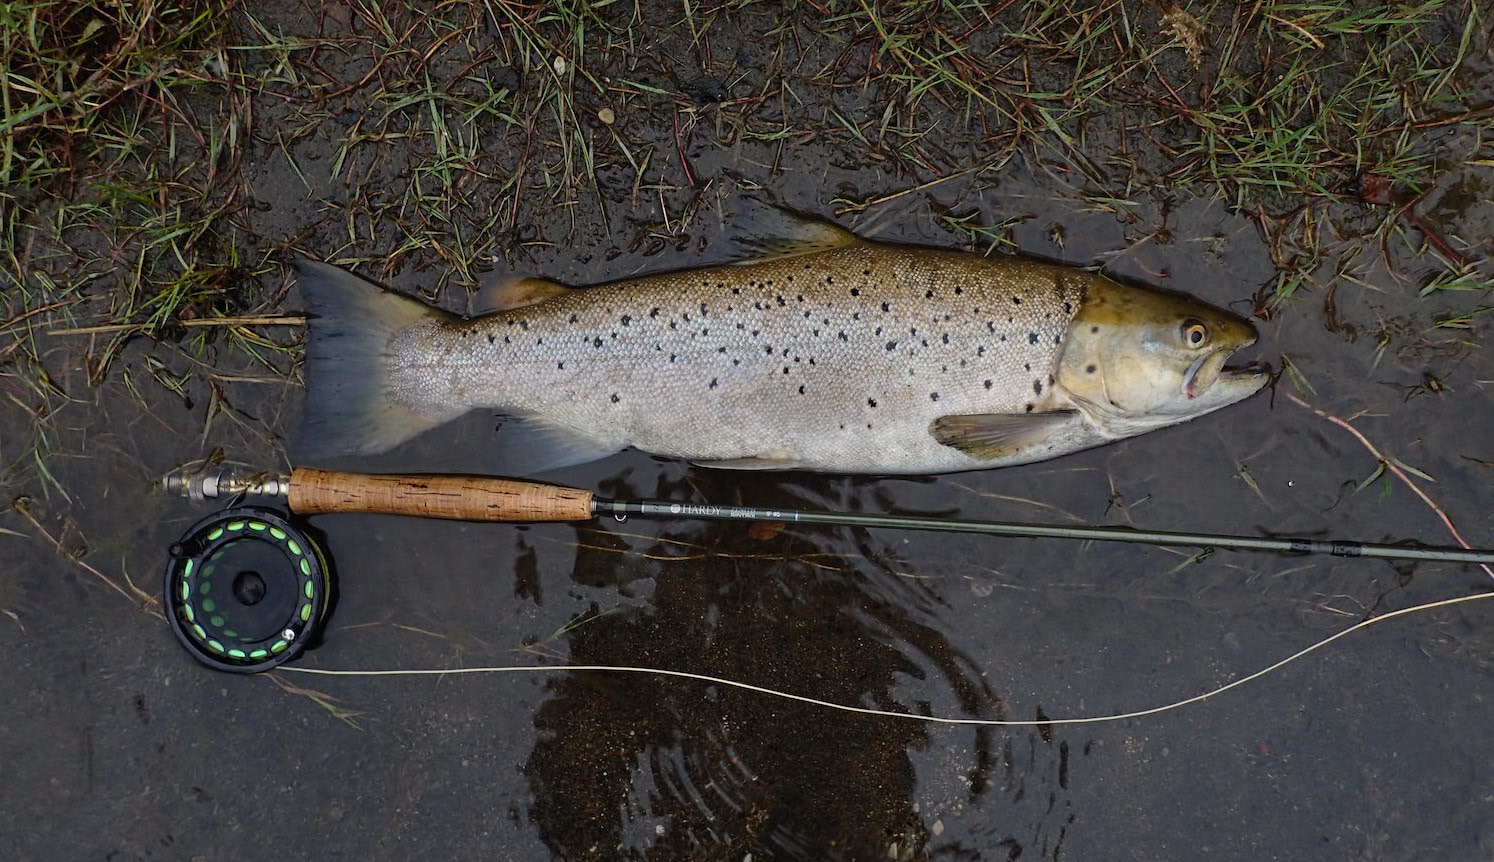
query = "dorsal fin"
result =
(471, 276, 572, 315)
(734, 210, 861, 264)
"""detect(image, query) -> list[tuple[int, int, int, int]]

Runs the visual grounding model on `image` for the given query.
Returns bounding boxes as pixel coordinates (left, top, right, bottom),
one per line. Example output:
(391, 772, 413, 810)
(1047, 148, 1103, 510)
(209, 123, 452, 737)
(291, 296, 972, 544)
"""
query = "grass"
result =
(2, 0, 1492, 490)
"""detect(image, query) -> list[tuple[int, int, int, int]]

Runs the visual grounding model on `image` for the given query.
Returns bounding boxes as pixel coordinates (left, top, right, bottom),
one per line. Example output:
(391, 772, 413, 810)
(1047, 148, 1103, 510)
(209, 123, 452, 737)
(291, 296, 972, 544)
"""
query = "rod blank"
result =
(596, 500, 1494, 565)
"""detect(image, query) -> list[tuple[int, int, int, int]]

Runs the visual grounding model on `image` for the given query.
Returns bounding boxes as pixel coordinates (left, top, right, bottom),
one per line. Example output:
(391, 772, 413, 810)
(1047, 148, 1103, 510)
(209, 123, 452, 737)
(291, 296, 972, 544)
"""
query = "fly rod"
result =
(164, 465, 1494, 566)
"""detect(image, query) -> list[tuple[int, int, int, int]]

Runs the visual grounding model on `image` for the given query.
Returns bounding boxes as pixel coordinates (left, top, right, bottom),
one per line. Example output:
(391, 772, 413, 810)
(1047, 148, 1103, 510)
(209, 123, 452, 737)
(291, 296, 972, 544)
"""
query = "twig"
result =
(11, 498, 163, 612)
(1287, 394, 1493, 581)
(47, 315, 306, 336)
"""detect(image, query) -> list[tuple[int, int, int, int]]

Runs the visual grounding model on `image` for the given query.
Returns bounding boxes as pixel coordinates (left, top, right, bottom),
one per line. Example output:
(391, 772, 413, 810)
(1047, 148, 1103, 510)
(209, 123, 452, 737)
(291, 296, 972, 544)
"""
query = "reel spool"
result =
(163, 506, 332, 673)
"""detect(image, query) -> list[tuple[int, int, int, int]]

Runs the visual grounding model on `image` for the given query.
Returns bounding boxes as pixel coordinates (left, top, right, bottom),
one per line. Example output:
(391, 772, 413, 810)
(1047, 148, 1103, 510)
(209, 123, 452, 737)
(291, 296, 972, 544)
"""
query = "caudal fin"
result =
(294, 260, 463, 459)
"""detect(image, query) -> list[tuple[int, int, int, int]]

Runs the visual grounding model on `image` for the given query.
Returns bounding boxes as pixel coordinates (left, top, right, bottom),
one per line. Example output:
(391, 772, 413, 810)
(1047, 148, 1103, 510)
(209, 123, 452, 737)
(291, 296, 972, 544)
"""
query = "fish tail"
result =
(293, 260, 463, 459)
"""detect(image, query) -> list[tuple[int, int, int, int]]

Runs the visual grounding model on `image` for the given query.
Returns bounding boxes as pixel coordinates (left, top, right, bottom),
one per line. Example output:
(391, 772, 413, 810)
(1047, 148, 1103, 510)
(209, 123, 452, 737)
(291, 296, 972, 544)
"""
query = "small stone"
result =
(598, 107, 615, 125)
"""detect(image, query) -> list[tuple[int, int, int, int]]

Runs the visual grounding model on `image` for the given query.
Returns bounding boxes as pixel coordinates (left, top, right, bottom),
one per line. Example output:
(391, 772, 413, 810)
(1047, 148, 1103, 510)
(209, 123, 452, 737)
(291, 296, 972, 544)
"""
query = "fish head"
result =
(1057, 278, 1269, 435)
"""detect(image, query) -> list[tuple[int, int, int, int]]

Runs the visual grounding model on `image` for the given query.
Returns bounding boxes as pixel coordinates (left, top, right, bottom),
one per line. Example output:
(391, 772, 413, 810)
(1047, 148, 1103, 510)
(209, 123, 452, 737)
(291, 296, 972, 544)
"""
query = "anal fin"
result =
(492, 412, 623, 474)
(929, 411, 1079, 460)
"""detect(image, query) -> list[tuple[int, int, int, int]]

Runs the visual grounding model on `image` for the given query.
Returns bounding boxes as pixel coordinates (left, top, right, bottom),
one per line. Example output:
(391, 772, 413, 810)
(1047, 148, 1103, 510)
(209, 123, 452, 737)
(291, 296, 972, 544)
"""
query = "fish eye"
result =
(1182, 319, 1209, 347)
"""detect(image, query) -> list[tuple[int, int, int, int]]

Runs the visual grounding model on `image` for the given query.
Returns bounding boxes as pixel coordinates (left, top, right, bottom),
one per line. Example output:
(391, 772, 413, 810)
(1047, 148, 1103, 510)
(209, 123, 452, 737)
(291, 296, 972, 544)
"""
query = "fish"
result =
(292, 219, 1268, 475)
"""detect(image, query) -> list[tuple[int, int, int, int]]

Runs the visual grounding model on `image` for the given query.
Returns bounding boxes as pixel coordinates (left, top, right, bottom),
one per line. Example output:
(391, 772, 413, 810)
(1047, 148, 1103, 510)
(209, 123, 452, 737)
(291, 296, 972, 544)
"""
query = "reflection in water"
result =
(523, 474, 1024, 859)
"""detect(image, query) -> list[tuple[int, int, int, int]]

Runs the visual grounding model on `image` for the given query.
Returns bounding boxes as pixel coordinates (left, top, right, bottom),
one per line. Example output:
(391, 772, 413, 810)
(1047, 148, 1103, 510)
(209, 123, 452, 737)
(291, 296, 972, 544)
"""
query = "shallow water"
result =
(5, 5, 1494, 860)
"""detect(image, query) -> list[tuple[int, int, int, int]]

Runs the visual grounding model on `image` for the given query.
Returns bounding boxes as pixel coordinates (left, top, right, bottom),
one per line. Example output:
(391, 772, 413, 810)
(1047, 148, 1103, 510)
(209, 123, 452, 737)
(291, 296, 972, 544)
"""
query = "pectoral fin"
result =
(472, 277, 572, 314)
(930, 411, 1079, 460)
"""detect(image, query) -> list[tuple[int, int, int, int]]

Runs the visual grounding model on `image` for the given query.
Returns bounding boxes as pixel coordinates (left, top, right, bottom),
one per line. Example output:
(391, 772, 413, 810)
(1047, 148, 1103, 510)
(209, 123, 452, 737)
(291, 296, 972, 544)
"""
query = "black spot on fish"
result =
(868, 398, 878, 408)
(798, 385, 806, 394)
(709, 378, 718, 389)
(752, 329, 761, 337)
(557, 361, 565, 370)
(828, 277, 836, 284)
(1024, 363, 1031, 371)
(987, 322, 996, 333)
(765, 346, 773, 355)
(519, 320, 529, 330)
(731, 287, 741, 295)
(1034, 380, 1044, 395)
(1091, 325, 1100, 334)
(610, 393, 621, 403)
(954, 286, 963, 295)
(782, 366, 790, 375)
(670, 353, 677, 362)
(886, 341, 897, 351)
(838, 331, 848, 341)
(621, 315, 631, 326)
(942, 333, 950, 344)
(718, 346, 727, 353)
(486, 333, 496, 344)
(1054, 334, 1062, 345)
(1012, 296, 1022, 305)
(984, 379, 993, 389)
(649, 308, 659, 319)
(669, 321, 678, 329)
(1086, 364, 1097, 373)
(930, 392, 940, 401)
(569, 314, 579, 323)
(1063, 301, 1074, 314)
(977, 346, 987, 356)
(610, 332, 618, 339)
(504, 335, 511, 344)
(1025, 403, 1035, 413)
(925, 290, 935, 298)
(853, 312, 861, 320)
(1028, 332, 1039, 344)
(593, 337, 603, 348)
(849, 287, 859, 296)
(863, 269, 871, 275)
(875, 326, 883, 336)
(881, 301, 891, 312)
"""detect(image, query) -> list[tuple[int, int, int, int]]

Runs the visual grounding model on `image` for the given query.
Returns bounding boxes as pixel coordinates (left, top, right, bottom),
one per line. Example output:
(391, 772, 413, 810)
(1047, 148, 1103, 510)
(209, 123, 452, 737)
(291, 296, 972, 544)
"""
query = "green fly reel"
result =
(163, 506, 332, 673)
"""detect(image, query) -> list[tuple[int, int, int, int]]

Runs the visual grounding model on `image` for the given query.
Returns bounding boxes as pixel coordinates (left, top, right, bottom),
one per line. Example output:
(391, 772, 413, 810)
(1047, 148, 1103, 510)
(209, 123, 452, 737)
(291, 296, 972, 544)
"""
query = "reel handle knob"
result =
(287, 467, 594, 522)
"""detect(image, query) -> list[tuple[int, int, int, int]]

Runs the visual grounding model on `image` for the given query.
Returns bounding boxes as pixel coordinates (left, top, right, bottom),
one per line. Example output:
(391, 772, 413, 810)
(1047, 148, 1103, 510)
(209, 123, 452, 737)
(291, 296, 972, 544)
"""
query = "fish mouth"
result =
(1183, 349, 1270, 400)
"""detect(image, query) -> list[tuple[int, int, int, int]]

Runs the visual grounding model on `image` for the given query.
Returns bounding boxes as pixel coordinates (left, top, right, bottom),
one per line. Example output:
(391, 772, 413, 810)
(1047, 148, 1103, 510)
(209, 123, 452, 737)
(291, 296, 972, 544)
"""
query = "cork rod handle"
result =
(288, 467, 595, 522)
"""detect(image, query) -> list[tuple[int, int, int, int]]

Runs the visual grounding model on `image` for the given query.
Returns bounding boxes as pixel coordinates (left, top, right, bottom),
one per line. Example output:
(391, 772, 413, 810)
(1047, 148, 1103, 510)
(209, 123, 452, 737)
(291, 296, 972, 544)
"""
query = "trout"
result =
(294, 222, 1267, 474)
